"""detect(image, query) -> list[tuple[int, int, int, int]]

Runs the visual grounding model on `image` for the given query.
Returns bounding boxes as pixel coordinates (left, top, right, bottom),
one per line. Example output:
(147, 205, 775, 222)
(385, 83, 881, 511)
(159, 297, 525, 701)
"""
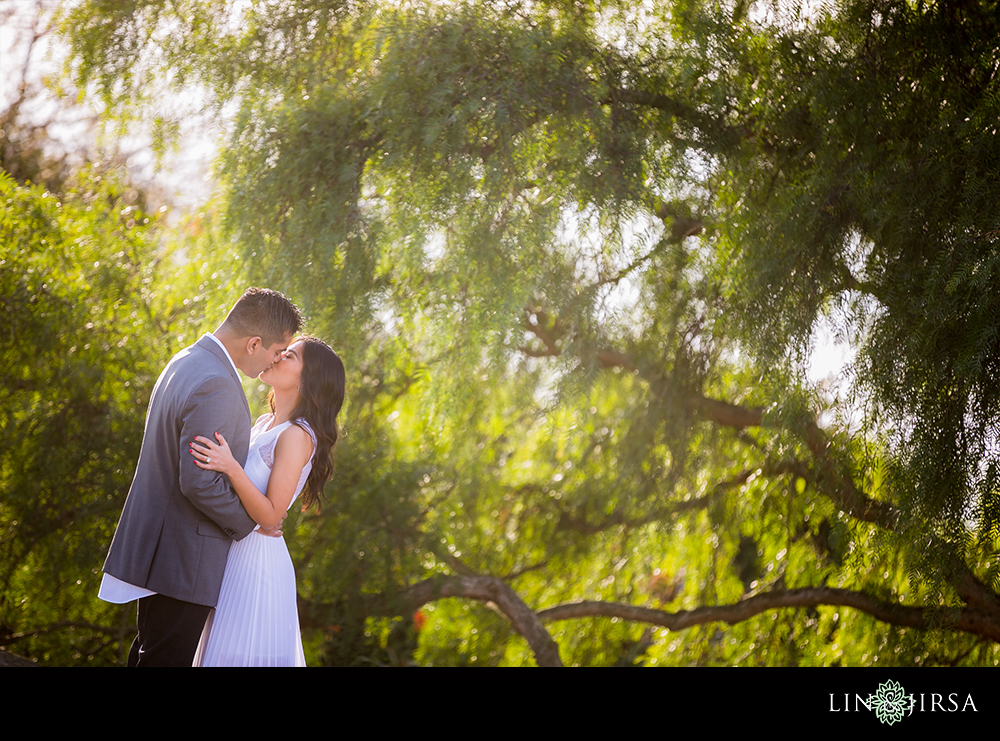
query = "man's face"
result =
(244, 334, 293, 377)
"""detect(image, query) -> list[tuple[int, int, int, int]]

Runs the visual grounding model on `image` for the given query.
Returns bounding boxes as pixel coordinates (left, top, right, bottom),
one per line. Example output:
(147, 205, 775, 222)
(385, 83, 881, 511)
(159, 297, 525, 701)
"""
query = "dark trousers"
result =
(127, 593, 212, 667)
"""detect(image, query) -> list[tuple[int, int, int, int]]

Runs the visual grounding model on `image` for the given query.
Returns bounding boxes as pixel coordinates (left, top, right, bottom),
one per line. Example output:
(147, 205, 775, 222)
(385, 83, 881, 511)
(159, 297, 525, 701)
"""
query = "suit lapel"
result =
(195, 335, 251, 423)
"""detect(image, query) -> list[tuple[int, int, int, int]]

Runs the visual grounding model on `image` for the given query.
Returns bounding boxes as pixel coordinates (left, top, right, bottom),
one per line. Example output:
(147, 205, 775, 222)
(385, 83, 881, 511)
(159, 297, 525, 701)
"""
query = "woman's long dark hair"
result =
(269, 336, 345, 511)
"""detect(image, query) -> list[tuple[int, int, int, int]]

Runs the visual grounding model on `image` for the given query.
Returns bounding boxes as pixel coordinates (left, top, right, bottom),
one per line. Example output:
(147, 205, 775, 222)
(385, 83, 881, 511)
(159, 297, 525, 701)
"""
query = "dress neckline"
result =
(261, 413, 292, 433)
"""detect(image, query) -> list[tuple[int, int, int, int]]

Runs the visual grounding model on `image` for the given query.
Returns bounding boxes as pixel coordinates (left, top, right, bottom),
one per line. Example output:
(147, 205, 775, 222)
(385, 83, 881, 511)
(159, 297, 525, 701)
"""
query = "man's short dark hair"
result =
(223, 287, 303, 347)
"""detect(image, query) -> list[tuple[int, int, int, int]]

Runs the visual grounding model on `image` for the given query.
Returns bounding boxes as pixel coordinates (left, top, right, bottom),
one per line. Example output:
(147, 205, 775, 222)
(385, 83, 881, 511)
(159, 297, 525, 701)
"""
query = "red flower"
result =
(413, 609, 427, 632)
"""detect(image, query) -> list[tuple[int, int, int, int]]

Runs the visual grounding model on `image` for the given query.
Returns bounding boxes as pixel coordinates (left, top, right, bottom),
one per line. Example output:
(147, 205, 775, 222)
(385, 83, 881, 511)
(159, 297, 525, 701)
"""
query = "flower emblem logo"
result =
(868, 680, 913, 725)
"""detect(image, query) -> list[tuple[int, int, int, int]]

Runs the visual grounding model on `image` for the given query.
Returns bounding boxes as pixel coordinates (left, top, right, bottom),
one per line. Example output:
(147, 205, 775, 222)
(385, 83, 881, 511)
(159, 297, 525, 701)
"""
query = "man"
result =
(100, 287, 303, 666)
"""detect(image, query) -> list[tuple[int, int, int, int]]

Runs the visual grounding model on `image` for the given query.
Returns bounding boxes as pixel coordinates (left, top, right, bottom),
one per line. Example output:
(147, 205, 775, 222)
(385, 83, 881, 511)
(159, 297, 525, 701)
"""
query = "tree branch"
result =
(588, 211, 703, 294)
(516, 321, 897, 529)
(537, 587, 1000, 642)
(603, 87, 747, 149)
(953, 558, 1000, 618)
(385, 575, 563, 667)
(520, 306, 635, 370)
(555, 464, 800, 535)
(693, 395, 900, 529)
(521, 306, 564, 355)
(1, 620, 121, 646)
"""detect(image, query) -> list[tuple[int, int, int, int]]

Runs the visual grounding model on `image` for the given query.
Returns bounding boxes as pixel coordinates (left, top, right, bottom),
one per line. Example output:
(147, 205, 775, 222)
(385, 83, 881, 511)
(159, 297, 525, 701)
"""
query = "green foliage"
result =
(0, 166, 160, 663)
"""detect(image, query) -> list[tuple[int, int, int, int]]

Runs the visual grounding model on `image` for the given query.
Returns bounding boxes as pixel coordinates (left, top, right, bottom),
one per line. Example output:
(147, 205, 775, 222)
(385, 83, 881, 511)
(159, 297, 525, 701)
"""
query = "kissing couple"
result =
(99, 287, 345, 666)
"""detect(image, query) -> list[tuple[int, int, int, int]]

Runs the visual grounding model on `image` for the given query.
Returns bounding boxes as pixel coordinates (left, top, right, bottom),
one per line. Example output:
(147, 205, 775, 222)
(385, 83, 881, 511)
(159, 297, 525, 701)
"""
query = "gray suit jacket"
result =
(103, 336, 258, 606)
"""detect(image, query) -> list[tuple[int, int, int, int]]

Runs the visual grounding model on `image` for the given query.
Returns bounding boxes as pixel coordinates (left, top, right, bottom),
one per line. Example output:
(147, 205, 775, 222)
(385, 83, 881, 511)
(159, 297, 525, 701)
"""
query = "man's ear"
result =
(246, 337, 262, 355)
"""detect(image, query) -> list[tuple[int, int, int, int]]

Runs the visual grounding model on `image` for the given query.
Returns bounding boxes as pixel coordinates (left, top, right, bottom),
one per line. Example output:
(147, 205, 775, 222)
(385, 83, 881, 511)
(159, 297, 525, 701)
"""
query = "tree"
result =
(39, 0, 1000, 665)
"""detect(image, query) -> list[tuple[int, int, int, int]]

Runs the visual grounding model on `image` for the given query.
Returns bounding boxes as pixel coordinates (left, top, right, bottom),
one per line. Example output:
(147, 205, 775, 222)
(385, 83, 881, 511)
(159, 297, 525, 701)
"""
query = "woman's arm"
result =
(191, 426, 314, 529)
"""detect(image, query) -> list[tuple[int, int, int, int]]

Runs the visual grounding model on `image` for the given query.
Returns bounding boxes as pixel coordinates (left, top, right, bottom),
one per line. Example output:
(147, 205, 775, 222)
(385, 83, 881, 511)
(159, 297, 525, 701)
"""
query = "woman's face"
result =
(259, 339, 305, 391)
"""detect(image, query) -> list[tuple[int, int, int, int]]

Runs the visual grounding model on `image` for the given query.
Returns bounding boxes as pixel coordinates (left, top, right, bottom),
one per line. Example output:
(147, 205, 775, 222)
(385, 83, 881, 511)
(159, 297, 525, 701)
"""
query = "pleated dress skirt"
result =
(193, 530, 306, 667)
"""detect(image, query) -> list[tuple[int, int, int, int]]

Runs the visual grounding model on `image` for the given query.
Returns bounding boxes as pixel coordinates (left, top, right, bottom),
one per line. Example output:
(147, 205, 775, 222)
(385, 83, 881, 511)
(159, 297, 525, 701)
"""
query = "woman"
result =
(188, 336, 345, 666)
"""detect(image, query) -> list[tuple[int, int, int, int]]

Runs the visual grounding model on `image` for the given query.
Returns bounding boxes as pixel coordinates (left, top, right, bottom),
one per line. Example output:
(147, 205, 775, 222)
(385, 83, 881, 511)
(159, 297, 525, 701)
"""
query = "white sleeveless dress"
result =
(193, 414, 315, 667)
